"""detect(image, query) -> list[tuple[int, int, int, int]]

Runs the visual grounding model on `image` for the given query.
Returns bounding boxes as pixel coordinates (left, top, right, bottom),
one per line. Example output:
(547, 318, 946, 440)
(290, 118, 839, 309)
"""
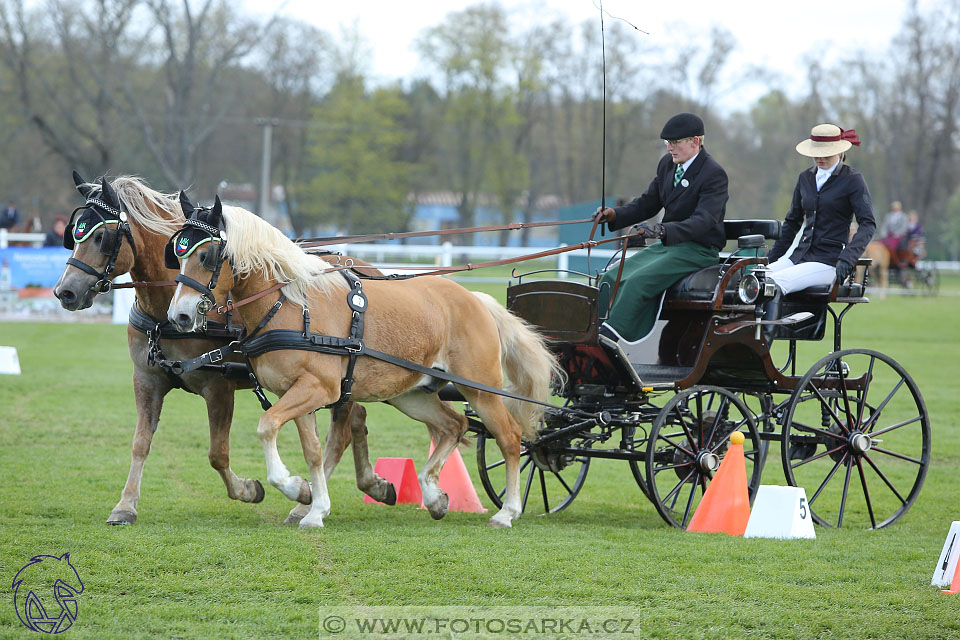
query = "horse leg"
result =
(284, 403, 354, 525)
(292, 414, 332, 528)
(459, 390, 524, 528)
(257, 376, 334, 512)
(202, 389, 264, 504)
(387, 392, 469, 520)
(107, 370, 171, 525)
(340, 403, 397, 505)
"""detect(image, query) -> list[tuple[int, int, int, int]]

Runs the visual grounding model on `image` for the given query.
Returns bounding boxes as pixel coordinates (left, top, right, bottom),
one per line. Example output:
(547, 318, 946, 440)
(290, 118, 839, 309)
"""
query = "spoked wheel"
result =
(645, 386, 762, 529)
(625, 424, 651, 499)
(781, 349, 930, 529)
(919, 265, 940, 296)
(476, 429, 589, 515)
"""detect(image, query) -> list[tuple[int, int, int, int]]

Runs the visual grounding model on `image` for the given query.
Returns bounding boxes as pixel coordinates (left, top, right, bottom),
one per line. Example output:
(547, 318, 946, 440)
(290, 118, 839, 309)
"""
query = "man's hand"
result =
(835, 261, 853, 284)
(633, 221, 664, 239)
(593, 207, 616, 224)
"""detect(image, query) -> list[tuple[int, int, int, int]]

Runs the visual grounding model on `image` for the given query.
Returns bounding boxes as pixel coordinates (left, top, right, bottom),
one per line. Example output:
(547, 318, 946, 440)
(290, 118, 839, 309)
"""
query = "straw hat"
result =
(795, 123, 861, 157)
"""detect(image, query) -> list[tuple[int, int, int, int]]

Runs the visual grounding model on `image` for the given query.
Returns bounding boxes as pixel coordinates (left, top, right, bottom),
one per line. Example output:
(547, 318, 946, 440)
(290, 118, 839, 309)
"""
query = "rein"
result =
(295, 217, 594, 248)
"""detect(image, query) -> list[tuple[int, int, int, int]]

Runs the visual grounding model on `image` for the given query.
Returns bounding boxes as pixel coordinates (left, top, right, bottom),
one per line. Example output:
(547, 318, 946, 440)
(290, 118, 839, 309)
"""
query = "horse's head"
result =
(166, 193, 234, 332)
(54, 172, 138, 310)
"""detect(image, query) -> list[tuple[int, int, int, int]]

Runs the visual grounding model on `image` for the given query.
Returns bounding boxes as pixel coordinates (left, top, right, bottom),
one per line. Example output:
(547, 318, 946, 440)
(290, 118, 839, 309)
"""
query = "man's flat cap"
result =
(660, 113, 705, 139)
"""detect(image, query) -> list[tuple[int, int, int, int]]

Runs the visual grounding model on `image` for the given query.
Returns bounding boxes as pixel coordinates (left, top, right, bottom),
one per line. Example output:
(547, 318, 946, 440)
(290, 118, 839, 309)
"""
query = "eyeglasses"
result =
(663, 137, 694, 147)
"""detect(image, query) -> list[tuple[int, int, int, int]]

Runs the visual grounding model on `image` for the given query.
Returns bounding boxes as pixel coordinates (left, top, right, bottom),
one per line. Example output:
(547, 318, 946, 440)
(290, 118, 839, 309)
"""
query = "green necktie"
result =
(674, 164, 684, 187)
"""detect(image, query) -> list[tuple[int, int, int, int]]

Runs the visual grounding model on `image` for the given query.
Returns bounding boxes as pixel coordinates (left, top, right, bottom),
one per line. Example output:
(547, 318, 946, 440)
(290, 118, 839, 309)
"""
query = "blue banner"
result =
(0, 247, 71, 288)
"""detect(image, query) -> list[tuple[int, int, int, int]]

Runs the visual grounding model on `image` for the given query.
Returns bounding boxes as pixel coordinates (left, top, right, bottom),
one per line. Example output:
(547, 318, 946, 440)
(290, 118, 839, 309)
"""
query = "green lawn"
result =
(1, 284, 959, 639)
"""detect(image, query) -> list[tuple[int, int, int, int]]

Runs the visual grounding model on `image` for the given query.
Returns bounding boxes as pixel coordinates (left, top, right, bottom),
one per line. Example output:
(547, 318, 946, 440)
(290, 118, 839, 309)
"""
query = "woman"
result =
(765, 123, 876, 294)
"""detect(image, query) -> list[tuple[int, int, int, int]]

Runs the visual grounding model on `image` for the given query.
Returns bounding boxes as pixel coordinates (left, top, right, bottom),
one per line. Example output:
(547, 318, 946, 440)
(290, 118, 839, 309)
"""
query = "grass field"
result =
(1, 279, 959, 639)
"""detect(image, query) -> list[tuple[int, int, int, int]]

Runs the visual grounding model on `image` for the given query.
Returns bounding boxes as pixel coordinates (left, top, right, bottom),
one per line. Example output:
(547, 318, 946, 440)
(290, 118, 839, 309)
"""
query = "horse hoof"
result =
(283, 512, 305, 525)
(296, 478, 312, 505)
(106, 510, 137, 525)
(251, 480, 265, 504)
(487, 515, 513, 528)
(428, 493, 449, 520)
(298, 515, 325, 529)
(383, 483, 397, 506)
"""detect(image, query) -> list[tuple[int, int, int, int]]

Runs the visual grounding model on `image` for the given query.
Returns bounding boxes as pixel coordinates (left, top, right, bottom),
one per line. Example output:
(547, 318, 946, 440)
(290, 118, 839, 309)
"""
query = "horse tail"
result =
(472, 292, 564, 441)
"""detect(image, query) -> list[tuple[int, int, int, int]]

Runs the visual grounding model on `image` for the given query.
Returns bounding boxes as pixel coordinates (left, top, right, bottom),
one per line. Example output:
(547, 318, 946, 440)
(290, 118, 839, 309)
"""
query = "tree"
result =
(300, 76, 411, 235)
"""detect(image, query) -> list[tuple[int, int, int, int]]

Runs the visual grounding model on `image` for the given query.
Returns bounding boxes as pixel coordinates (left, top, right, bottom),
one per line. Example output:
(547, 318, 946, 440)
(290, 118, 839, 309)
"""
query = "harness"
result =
(128, 298, 247, 393)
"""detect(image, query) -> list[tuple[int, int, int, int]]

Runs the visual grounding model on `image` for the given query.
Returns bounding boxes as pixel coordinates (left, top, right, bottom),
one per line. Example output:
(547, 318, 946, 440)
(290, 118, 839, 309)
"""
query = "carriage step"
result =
(713, 312, 814, 335)
(628, 364, 694, 384)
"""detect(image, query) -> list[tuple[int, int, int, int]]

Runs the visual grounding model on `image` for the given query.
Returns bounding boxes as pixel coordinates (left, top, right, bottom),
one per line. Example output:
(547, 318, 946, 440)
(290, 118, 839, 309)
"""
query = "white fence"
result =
(6, 228, 959, 274)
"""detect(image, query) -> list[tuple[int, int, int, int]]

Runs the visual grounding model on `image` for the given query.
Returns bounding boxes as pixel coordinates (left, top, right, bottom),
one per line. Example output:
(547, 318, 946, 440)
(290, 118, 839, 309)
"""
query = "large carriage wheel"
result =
(919, 264, 940, 296)
(780, 349, 930, 529)
(645, 386, 762, 529)
(476, 429, 590, 515)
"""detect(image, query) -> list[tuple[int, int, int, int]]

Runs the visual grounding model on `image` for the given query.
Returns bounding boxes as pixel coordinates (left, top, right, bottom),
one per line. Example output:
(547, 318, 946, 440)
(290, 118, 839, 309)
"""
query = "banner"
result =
(0, 247, 71, 289)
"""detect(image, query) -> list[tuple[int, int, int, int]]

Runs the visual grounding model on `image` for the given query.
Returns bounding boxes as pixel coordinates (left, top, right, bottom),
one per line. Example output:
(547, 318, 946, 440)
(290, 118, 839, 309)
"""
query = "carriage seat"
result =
(664, 219, 782, 303)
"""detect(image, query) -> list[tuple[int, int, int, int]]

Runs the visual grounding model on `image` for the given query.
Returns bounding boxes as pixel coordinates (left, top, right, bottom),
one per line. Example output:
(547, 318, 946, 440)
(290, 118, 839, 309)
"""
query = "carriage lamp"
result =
(738, 273, 761, 304)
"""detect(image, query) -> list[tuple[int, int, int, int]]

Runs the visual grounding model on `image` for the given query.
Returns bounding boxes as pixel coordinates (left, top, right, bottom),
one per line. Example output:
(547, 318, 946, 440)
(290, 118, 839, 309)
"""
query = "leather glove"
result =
(634, 221, 664, 239)
(593, 207, 616, 224)
(835, 261, 853, 283)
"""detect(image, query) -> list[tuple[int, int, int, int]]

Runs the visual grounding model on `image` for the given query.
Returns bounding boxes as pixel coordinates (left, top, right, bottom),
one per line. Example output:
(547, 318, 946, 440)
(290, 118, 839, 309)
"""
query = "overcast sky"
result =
(247, 0, 921, 111)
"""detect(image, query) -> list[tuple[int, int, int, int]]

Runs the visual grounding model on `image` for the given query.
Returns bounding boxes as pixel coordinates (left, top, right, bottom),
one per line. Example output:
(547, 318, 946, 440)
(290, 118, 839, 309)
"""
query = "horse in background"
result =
(166, 199, 563, 528)
(53, 173, 392, 526)
(864, 235, 927, 291)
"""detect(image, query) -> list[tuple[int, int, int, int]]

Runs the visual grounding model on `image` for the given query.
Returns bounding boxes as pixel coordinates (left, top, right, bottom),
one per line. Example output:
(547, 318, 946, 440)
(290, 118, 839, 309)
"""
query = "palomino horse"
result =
(53, 174, 392, 525)
(166, 200, 562, 528)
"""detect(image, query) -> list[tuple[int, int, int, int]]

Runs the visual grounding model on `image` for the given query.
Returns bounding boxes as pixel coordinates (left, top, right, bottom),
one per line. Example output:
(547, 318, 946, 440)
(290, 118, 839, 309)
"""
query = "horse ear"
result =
(100, 178, 120, 208)
(73, 171, 94, 198)
(179, 191, 196, 218)
(210, 195, 223, 227)
(59, 552, 71, 561)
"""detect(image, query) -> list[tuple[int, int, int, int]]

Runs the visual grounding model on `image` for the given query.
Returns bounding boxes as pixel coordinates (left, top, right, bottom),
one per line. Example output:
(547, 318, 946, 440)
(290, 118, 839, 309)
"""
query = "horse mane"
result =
(109, 175, 183, 237)
(221, 205, 346, 307)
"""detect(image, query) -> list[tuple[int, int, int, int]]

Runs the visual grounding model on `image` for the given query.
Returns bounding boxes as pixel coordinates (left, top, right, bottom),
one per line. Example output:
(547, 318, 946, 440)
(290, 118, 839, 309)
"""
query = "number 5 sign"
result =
(744, 486, 817, 539)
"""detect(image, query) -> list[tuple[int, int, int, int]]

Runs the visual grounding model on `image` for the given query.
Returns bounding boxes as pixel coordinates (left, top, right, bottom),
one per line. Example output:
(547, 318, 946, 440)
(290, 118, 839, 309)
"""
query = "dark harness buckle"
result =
(209, 348, 224, 363)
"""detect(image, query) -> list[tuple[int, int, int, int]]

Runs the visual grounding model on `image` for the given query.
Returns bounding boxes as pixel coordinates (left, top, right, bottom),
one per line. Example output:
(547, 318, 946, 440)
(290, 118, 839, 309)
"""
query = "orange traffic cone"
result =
(421, 441, 488, 513)
(363, 458, 422, 505)
(687, 432, 751, 535)
(942, 557, 960, 594)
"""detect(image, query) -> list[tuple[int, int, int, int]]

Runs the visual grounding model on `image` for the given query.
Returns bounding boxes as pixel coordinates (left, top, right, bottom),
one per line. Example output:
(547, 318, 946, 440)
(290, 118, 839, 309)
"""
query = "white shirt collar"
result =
(816, 159, 841, 180)
(680, 151, 700, 173)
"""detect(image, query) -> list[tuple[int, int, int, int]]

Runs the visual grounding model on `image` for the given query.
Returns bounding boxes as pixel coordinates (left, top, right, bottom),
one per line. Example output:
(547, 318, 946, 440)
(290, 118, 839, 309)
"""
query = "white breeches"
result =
(767, 258, 836, 295)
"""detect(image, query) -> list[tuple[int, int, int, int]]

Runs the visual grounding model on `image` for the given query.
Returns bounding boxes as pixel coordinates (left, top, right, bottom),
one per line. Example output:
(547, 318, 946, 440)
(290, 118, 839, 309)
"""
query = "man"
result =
(593, 112, 728, 344)
(879, 201, 907, 254)
(0, 201, 20, 230)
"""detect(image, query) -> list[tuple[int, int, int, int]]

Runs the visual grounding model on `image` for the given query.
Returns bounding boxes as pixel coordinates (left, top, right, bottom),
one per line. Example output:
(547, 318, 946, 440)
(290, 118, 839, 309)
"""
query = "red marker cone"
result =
(686, 432, 751, 536)
(421, 442, 488, 513)
(363, 458, 422, 505)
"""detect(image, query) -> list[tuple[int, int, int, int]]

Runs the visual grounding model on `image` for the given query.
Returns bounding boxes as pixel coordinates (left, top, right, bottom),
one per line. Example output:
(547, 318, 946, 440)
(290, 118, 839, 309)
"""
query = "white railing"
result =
(0, 229, 46, 248)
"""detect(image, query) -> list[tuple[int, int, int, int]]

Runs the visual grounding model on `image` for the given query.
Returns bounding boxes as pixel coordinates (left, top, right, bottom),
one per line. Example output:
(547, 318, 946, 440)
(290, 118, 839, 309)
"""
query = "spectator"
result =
(44, 216, 68, 247)
(0, 201, 20, 230)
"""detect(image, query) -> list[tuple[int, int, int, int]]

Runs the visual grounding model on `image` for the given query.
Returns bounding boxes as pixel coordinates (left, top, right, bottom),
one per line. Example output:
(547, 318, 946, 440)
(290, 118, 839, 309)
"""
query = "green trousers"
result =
(598, 241, 719, 341)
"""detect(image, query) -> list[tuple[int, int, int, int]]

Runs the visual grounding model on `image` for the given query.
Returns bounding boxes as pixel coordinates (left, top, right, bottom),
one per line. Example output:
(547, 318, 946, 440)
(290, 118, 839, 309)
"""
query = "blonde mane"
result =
(109, 175, 184, 237)
(221, 205, 346, 307)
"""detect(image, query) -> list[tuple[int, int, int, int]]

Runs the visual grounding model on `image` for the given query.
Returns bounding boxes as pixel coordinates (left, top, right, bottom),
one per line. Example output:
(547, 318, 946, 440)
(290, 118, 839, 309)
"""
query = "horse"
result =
(864, 236, 926, 291)
(53, 173, 394, 526)
(166, 199, 562, 528)
(12, 553, 84, 634)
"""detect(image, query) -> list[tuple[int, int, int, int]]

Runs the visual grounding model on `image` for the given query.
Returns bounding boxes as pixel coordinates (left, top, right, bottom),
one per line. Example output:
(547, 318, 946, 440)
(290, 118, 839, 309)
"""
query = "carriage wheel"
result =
(476, 429, 589, 515)
(625, 424, 651, 499)
(645, 386, 762, 529)
(780, 349, 930, 529)
(919, 265, 940, 296)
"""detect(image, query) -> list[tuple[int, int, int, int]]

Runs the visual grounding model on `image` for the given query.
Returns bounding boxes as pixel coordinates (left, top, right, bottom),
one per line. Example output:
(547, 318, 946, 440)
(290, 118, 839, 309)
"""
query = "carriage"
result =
(56, 175, 930, 530)
(452, 219, 930, 530)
